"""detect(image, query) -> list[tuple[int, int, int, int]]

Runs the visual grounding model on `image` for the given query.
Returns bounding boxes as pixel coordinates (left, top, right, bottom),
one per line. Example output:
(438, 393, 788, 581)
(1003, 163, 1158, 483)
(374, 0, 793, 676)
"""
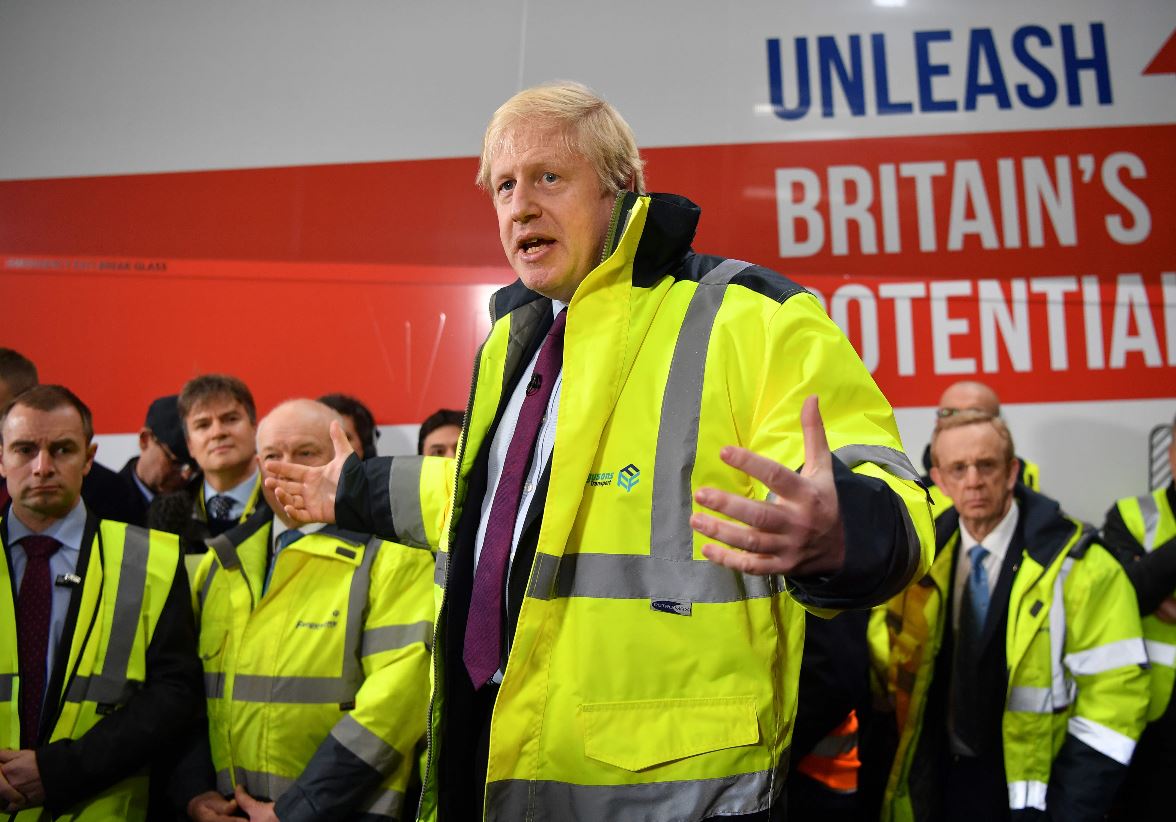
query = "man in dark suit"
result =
(0, 385, 203, 820)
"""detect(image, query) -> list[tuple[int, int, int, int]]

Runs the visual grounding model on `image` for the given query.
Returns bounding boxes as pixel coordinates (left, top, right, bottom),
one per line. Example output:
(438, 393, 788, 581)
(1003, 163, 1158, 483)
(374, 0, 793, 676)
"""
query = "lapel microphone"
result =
(55, 573, 82, 587)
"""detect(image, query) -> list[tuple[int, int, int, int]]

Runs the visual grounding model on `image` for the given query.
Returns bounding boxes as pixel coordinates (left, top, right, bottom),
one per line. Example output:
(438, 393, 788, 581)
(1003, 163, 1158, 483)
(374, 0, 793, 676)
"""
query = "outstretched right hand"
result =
(264, 420, 352, 524)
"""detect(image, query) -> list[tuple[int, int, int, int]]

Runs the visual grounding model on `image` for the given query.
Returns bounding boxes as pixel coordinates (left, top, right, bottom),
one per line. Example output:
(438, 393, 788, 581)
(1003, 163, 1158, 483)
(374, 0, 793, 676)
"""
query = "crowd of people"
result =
(1, 79, 1171, 822)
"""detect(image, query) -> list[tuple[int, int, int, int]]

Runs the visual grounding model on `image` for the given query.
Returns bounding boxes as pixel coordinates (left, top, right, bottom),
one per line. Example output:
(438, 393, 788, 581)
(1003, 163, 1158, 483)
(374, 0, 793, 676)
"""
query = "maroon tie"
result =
(17, 534, 62, 747)
(464, 308, 567, 688)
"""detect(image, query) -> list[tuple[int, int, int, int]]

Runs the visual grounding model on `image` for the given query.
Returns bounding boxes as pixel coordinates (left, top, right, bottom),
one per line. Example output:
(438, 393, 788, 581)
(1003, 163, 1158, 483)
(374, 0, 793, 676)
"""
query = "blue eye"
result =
(498, 180, 515, 193)
(543, 172, 558, 183)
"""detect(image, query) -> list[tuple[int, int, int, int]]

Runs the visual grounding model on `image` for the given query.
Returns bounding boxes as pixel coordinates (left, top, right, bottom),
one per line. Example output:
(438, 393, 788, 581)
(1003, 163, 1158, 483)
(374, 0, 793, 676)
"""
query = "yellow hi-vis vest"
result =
(883, 502, 1148, 820)
(416, 193, 934, 821)
(192, 514, 434, 821)
(1112, 488, 1176, 721)
(1, 518, 180, 822)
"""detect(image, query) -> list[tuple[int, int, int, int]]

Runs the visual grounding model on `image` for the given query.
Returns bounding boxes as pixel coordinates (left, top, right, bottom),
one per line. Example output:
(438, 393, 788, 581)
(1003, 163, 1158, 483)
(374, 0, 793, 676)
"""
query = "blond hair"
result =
(477, 81, 645, 195)
(930, 410, 1016, 467)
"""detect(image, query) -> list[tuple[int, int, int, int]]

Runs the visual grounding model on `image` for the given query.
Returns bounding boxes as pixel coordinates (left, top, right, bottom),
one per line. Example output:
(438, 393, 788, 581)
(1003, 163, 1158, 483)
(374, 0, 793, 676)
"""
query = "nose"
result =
(510, 186, 539, 223)
(32, 446, 54, 475)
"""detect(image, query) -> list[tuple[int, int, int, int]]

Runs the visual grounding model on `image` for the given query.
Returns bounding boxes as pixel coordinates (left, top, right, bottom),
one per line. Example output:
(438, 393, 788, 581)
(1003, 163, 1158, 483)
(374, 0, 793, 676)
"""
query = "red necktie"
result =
(17, 534, 62, 747)
(0, 480, 10, 511)
(464, 308, 567, 688)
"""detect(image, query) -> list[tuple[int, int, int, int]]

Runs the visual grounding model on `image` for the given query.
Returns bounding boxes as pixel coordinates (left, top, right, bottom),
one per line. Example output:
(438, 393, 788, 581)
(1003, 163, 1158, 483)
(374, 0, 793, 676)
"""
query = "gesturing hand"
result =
(264, 420, 352, 524)
(691, 395, 845, 578)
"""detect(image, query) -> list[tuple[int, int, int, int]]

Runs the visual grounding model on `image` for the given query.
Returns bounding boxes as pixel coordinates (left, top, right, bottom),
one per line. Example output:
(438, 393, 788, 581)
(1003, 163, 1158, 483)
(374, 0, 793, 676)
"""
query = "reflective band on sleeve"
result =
(216, 768, 233, 794)
(1007, 780, 1048, 811)
(231, 674, 356, 704)
(233, 767, 295, 802)
(485, 759, 784, 821)
(650, 261, 750, 566)
(832, 444, 923, 484)
(1138, 494, 1160, 552)
(331, 713, 405, 773)
(388, 457, 428, 549)
(204, 672, 224, 700)
(361, 621, 432, 655)
(1068, 716, 1137, 765)
(355, 787, 405, 820)
(0, 673, 13, 700)
(434, 550, 448, 588)
(1006, 686, 1052, 714)
(1145, 639, 1176, 668)
(809, 730, 858, 758)
(526, 551, 775, 603)
(1064, 638, 1149, 676)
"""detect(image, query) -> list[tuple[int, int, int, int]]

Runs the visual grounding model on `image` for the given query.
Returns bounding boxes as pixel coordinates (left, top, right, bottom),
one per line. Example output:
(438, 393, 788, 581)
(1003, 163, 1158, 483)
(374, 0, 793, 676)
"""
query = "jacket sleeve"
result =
(37, 551, 206, 814)
(274, 541, 435, 822)
(1046, 544, 1149, 822)
(744, 292, 933, 610)
(336, 454, 454, 551)
(1100, 502, 1176, 615)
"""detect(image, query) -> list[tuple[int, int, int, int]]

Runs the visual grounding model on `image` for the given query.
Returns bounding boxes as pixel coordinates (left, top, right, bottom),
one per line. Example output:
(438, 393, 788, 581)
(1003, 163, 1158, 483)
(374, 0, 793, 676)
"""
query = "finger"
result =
(701, 542, 787, 575)
(0, 770, 24, 806)
(799, 394, 832, 476)
(717, 446, 807, 500)
(694, 486, 803, 532)
(329, 420, 355, 460)
(235, 784, 258, 811)
(264, 461, 312, 486)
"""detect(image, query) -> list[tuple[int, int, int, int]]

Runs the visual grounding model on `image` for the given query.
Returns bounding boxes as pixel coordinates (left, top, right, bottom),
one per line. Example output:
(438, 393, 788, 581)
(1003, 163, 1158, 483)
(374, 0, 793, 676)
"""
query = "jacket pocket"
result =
(581, 696, 760, 772)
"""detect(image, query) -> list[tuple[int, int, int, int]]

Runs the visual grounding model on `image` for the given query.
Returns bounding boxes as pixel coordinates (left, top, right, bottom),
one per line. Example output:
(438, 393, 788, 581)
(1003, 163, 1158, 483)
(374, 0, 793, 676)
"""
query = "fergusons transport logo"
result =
(586, 464, 642, 492)
(617, 464, 641, 492)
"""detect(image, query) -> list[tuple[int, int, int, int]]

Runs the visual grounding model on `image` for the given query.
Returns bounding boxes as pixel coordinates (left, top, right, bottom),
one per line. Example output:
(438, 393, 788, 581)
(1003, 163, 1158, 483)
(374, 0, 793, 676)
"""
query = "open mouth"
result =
(518, 237, 554, 257)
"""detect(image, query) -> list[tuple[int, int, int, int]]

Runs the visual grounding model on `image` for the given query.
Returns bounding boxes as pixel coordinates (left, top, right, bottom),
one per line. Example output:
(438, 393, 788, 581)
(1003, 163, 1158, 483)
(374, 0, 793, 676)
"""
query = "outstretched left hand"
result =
(691, 395, 845, 578)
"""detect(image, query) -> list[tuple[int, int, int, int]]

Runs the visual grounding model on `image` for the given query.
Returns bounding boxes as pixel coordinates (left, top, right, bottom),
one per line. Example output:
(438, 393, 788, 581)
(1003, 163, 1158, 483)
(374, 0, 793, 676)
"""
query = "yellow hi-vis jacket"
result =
(1, 517, 184, 822)
(1108, 487, 1176, 721)
(191, 511, 434, 822)
(372, 192, 933, 821)
(883, 488, 1149, 821)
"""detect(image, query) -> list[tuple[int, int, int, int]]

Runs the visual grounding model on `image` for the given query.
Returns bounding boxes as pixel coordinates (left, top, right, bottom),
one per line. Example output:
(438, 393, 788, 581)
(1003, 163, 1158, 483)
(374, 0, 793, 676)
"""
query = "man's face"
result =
(184, 397, 256, 476)
(931, 423, 1018, 528)
(422, 424, 461, 459)
(0, 404, 95, 526)
(491, 125, 617, 303)
(136, 428, 191, 494)
(256, 405, 333, 518)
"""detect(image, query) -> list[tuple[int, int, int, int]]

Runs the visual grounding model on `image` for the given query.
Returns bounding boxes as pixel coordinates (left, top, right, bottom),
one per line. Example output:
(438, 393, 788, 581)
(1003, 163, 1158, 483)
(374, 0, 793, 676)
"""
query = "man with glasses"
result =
(884, 410, 1147, 822)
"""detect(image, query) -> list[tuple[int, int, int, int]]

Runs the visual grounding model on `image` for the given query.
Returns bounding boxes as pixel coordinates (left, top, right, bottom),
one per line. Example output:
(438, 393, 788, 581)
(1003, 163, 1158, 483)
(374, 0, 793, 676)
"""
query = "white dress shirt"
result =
(952, 500, 1020, 634)
(7, 500, 87, 702)
(473, 300, 567, 682)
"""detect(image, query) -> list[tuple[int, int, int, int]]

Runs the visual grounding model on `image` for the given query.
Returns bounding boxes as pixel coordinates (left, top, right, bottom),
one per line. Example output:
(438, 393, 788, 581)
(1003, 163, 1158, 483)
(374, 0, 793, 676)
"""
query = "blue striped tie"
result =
(966, 545, 990, 628)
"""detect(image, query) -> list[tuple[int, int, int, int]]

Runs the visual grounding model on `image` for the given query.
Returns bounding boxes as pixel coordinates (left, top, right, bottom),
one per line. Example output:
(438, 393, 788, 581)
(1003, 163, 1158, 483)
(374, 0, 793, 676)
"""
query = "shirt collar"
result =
(272, 518, 325, 543)
(204, 470, 258, 507)
(6, 498, 88, 554)
(959, 499, 1020, 565)
(552, 300, 568, 317)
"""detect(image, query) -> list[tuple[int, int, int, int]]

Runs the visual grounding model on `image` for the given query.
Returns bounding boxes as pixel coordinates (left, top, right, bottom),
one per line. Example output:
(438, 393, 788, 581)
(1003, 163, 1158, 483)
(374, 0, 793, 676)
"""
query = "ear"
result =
(930, 465, 942, 489)
(138, 428, 153, 451)
(83, 442, 98, 476)
(1007, 456, 1021, 491)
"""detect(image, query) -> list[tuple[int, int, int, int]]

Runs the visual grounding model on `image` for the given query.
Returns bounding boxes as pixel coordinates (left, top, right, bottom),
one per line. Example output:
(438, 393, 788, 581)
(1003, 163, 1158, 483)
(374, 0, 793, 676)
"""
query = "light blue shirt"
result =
(203, 470, 259, 520)
(7, 500, 87, 703)
(474, 300, 566, 683)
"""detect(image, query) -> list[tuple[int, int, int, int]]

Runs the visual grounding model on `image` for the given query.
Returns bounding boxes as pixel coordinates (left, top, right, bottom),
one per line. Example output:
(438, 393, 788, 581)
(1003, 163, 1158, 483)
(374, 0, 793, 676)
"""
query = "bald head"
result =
(936, 381, 1001, 429)
(257, 399, 343, 523)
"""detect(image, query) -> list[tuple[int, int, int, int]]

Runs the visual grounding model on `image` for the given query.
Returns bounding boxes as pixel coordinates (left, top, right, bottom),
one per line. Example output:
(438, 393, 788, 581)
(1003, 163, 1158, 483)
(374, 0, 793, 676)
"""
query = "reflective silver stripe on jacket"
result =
(207, 532, 241, 571)
(388, 457, 429, 549)
(808, 729, 858, 758)
(204, 672, 224, 700)
(832, 444, 922, 484)
(1064, 637, 1148, 675)
(484, 760, 786, 821)
(1138, 493, 1161, 551)
(526, 550, 778, 603)
(66, 526, 152, 705)
(233, 766, 295, 802)
(433, 550, 448, 588)
(362, 621, 432, 655)
(1068, 716, 1136, 765)
(331, 713, 405, 773)
(1145, 639, 1176, 668)
(1007, 780, 1048, 811)
(1048, 557, 1076, 711)
(1006, 686, 1052, 714)
(199, 560, 219, 608)
(231, 674, 357, 704)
